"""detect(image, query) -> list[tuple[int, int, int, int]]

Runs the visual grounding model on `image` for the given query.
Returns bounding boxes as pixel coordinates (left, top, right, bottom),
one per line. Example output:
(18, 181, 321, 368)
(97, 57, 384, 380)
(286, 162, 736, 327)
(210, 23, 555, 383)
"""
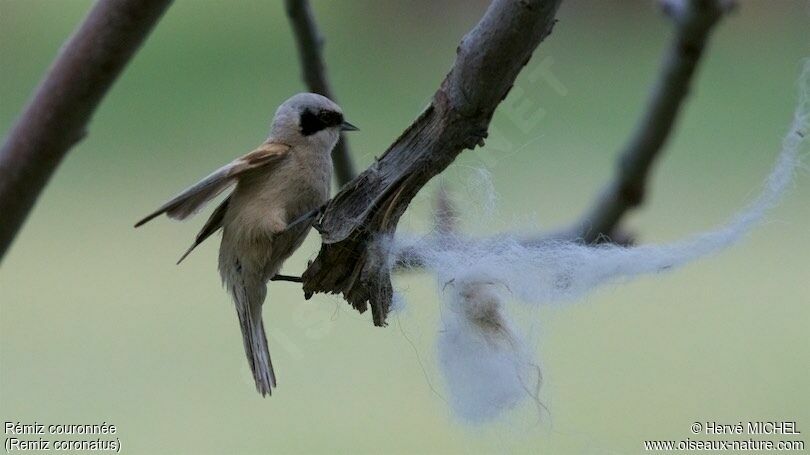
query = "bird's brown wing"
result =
(134, 142, 290, 228)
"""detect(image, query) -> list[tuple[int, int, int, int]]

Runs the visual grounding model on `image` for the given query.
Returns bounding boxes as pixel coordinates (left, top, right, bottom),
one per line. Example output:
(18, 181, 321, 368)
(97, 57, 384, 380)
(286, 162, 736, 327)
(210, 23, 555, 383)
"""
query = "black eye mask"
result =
(300, 108, 343, 136)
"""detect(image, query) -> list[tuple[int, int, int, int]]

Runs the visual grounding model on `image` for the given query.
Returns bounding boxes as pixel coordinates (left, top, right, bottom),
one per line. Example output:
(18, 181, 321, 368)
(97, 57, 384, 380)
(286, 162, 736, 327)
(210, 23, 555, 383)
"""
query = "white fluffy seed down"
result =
(388, 62, 808, 423)
(437, 276, 537, 423)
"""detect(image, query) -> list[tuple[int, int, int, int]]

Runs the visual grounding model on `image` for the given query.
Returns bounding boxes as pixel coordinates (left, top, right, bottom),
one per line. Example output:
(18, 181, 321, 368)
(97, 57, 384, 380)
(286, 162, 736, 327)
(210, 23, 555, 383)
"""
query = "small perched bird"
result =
(135, 93, 357, 396)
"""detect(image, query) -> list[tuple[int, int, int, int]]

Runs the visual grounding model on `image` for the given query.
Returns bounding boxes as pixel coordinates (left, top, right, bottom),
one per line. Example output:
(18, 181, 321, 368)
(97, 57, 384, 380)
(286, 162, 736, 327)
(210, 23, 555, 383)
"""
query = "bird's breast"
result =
(226, 150, 331, 235)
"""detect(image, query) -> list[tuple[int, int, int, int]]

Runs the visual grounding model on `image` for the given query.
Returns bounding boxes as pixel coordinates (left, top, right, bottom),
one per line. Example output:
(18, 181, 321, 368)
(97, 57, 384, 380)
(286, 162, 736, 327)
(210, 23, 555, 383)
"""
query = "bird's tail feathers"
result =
(232, 283, 276, 396)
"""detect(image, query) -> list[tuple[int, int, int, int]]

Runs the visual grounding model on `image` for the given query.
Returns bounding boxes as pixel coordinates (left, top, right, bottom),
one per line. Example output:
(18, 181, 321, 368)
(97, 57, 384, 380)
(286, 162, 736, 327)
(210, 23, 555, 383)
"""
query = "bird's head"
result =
(269, 92, 357, 150)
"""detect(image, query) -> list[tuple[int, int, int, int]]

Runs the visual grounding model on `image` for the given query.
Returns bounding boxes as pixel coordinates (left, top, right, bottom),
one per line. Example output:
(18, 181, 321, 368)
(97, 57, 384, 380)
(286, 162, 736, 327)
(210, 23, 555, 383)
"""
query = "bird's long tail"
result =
(231, 281, 276, 396)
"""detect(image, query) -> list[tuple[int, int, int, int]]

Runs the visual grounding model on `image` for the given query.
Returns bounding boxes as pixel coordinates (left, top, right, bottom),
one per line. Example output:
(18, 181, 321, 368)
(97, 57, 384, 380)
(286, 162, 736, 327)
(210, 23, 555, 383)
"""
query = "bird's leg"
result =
(283, 202, 328, 234)
(270, 203, 330, 286)
(270, 274, 303, 283)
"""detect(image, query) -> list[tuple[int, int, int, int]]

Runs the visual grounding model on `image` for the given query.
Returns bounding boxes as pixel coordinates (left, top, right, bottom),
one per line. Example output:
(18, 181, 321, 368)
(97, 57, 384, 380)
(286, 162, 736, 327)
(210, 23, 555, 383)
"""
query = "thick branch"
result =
(301, 0, 563, 326)
(565, 0, 734, 243)
(0, 0, 172, 262)
(284, 0, 356, 187)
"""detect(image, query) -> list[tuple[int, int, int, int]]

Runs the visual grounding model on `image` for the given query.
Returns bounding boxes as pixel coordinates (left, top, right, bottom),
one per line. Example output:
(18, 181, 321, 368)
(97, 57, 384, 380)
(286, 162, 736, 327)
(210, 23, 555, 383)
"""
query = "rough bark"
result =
(301, 0, 563, 326)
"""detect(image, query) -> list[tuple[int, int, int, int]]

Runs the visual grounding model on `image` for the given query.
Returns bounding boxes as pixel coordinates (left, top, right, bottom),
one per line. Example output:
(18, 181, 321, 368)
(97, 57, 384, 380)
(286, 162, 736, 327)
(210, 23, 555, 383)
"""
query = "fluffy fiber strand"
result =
(390, 62, 808, 423)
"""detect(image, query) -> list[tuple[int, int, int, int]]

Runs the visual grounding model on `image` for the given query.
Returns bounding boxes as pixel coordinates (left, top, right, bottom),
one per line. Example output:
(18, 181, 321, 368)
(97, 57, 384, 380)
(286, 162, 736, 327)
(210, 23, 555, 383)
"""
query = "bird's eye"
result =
(300, 108, 342, 136)
(318, 110, 343, 127)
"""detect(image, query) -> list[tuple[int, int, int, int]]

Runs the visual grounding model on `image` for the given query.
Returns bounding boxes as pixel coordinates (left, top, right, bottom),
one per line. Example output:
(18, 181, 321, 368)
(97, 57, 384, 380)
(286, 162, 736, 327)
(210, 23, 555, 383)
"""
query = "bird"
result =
(135, 93, 358, 396)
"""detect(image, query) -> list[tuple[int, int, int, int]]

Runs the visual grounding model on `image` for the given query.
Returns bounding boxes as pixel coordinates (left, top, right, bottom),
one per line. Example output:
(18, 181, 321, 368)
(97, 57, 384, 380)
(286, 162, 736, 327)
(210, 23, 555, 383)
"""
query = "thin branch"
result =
(271, 274, 304, 283)
(284, 0, 356, 188)
(301, 0, 563, 326)
(0, 0, 172, 262)
(562, 0, 734, 244)
(433, 183, 459, 236)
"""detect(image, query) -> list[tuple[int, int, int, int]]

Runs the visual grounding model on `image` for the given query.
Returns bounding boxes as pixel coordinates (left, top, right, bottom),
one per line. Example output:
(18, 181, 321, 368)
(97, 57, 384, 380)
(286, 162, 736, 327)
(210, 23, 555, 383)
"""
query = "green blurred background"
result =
(1, 1, 808, 453)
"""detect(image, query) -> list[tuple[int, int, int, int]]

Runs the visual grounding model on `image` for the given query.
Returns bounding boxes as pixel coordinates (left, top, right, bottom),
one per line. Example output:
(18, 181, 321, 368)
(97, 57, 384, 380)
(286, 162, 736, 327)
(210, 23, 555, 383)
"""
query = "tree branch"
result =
(301, 0, 563, 326)
(284, 0, 356, 188)
(433, 183, 459, 236)
(561, 0, 734, 244)
(0, 0, 172, 262)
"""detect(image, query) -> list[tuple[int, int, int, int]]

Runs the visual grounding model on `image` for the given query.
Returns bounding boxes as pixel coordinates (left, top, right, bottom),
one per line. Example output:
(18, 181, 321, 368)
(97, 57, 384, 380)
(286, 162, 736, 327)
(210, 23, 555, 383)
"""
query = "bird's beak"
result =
(340, 121, 359, 132)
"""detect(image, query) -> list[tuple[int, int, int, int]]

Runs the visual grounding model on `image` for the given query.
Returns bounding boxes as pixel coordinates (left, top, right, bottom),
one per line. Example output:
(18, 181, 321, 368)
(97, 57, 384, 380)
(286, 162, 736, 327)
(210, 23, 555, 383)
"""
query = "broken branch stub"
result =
(301, 0, 563, 326)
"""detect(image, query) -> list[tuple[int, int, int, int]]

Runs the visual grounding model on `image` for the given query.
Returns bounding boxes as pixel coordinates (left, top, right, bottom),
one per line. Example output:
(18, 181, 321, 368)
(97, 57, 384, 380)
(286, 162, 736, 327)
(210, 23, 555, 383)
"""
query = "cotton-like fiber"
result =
(389, 61, 808, 423)
(396, 61, 807, 309)
(436, 276, 538, 423)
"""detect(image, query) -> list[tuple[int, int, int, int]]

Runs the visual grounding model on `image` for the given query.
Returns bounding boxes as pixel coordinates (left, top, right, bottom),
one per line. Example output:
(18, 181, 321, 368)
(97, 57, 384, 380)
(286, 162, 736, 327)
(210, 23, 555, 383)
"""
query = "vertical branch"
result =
(284, 0, 356, 188)
(569, 0, 734, 243)
(433, 183, 459, 236)
(0, 0, 172, 262)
